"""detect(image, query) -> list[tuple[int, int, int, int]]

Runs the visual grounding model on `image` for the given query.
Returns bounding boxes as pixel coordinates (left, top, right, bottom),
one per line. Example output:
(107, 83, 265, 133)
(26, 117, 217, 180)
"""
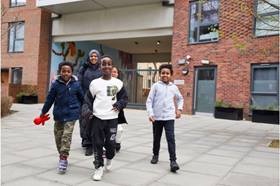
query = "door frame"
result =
(193, 66, 217, 115)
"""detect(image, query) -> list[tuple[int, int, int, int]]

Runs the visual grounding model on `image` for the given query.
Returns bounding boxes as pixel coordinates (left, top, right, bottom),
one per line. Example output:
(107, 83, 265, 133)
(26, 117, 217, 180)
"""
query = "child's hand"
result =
(149, 116, 155, 123)
(176, 110, 182, 119)
(112, 107, 119, 112)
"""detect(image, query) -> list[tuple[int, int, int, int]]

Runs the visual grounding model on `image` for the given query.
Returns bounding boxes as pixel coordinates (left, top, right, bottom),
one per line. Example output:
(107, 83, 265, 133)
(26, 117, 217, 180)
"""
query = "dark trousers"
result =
(91, 116, 118, 168)
(79, 118, 92, 147)
(153, 120, 176, 161)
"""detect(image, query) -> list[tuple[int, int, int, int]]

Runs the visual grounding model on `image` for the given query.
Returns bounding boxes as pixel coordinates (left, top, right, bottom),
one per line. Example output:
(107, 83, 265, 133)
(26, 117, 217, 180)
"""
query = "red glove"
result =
(33, 114, 50, 126)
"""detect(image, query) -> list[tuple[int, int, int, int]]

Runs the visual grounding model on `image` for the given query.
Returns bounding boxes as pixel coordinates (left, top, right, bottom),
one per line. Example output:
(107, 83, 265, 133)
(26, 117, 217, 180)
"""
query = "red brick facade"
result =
(172, 0, 279, 118)
(1, 0, 51, 102)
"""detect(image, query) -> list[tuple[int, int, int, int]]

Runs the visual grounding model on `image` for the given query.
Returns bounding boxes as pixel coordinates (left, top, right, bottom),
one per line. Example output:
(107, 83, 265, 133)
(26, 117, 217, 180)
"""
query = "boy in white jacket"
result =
(146, 64, 184, 173)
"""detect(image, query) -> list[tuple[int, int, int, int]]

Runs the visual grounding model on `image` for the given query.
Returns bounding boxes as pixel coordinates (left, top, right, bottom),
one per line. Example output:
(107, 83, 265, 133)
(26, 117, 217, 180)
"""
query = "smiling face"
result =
(60, 65, 73, 82)
(101, 57, 113, 79)
(89, 52, 98, 64)
(111, 67, 119, 78)
(160, 68, 172, 84)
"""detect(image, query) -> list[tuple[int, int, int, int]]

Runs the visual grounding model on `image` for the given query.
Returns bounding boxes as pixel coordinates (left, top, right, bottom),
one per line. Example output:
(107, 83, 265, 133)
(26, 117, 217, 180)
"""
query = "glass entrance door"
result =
(194, 67, 216, 113)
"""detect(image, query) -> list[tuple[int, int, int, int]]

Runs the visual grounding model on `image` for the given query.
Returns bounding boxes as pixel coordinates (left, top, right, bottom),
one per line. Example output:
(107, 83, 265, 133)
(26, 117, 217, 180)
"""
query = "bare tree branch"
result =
(260, 0, 279, 10)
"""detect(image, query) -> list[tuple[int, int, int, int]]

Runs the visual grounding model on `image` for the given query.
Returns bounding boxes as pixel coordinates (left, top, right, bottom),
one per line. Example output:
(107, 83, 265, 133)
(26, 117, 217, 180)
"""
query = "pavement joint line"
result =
(2, 104, 279, 185)
(2, 165, 55, 185)
(214, 133, 262, 184)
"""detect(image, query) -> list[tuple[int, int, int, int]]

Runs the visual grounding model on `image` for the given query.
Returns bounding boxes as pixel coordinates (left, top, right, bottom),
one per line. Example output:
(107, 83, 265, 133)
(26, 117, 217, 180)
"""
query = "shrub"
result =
(16, 90, 37, 103)
(1, 96, 14, 117)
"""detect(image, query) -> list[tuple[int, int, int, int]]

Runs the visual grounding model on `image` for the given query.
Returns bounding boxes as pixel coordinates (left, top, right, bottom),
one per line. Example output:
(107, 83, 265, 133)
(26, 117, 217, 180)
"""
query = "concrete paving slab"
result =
(195, 154, 241, 166)
(240, 156, 279, 168)
(247, 150, 279, 159)
(181, 161, 233, 176)
(77, 180, 120, 186)
(3, 177, 67, 186)
(1, 153, 29, 166)
(100, 168, 160, 186)
(1, 164, 47, 184)
(157, 171, 221, 186)
(1, 104, 279, 186)
(219, 173, 279, 186)
(36, 165, 90, 185)
(206, 149, 247, 158)
(232, 163, 279, 179)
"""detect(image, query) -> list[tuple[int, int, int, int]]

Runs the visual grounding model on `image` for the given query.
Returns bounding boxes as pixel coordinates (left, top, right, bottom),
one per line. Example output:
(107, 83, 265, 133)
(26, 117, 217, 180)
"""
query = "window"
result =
(251, 64, 279, 109)
(11, 67, 23, 84)
(8, 22, 24, 52)
(255, 0, 279, 36)
(10, 0, 26, 7)
(189, 0, 219, 43)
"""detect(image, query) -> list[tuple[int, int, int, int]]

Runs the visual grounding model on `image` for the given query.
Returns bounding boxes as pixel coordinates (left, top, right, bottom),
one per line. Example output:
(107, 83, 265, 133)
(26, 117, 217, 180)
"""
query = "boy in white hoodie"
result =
(146, 64, 184, 173)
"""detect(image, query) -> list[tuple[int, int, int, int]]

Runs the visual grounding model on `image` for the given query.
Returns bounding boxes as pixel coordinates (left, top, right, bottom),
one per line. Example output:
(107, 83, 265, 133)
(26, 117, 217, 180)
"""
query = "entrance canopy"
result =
(37, 0, 174, 54)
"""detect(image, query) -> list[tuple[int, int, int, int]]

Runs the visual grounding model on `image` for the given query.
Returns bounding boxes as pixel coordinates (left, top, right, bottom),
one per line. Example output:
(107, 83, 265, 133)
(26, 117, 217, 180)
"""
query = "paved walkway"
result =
(1, 104, 279, 186)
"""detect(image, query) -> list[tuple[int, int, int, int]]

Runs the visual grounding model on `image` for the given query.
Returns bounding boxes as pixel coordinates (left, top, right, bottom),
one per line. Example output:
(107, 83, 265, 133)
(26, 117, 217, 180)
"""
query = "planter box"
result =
(20, 95, 38, 104)
(214, 107, 243, 120)
(252, 109, 279, 124)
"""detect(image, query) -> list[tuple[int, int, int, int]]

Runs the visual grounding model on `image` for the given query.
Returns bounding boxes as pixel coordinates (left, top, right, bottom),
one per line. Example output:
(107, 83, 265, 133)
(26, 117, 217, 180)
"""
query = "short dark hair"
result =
(159, 64, 173, 75)
(58, 61, 73, 72)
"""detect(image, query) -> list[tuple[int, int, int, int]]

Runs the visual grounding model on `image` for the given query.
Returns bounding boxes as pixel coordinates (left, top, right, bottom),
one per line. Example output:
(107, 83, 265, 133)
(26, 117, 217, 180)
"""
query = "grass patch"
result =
(268, 139, 279, 148)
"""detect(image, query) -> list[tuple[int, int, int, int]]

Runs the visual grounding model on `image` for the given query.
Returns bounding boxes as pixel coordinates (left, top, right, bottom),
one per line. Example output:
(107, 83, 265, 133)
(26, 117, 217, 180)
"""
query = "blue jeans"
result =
(152, 120, 176, 161)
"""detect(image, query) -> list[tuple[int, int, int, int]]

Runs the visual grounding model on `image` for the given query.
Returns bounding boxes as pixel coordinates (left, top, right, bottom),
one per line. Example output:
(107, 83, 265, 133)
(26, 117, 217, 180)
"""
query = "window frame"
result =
(254, 0, 279, 37)
(11, 67, 23, 85)
(188, 0, 220, 44)
(251, 63, 279, 108)
(8, 22, 25, 53)
(10, 0, 26, 8)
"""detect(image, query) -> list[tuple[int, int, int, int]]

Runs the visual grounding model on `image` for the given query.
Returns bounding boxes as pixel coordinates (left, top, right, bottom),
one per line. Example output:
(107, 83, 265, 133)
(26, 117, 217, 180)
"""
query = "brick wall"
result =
(172, 0, 279, 118)
(1, 0, 51, 102)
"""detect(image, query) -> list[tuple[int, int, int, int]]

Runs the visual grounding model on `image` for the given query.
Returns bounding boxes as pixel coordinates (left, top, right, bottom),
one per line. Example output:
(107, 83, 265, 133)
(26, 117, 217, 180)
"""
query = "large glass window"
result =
(189, 0, 219, 43)
(10, 0, 26, 7)
(255, 0, 279, 36)
(8, 22, 24, 52)
(11, 67, 23, 85)
(251, 64, 279, 109)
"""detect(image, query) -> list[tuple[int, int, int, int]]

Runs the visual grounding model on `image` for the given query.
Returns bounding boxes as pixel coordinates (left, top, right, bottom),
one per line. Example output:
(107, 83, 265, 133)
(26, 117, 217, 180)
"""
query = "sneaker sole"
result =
(170, 167, 179, 172)
(58, 169, 66, 174)
(150, 161, 158, 164)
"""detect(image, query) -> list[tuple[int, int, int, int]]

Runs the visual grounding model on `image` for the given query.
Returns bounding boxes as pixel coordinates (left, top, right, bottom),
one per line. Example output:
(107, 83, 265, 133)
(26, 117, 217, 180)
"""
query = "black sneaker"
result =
(116, 143, 121, 152)
(85, 146, 93, 156)
(150, 155, 158, 164)
(170, 160, 179, 172)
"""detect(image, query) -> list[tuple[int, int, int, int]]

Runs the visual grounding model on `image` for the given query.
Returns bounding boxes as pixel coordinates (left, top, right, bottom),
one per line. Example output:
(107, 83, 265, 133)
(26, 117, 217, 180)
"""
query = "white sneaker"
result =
(105, 159, 112, 171)
(92, 166, 104, 181)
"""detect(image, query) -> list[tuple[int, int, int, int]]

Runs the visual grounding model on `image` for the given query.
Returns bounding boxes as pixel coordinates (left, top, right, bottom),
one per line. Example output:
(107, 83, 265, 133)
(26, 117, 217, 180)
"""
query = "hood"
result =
(86, 49, 101, 69)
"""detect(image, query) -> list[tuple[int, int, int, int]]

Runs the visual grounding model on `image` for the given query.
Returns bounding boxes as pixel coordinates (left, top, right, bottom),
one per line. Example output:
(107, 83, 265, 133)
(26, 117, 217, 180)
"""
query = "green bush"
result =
(215, 100, 243, 108)
(1, 96, 14, 117)
(16, 90, 37, 103)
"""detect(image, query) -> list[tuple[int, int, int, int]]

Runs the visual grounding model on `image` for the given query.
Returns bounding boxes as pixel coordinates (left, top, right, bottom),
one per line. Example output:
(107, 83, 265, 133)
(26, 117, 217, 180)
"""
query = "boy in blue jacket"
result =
(41, 61, 84, 174)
